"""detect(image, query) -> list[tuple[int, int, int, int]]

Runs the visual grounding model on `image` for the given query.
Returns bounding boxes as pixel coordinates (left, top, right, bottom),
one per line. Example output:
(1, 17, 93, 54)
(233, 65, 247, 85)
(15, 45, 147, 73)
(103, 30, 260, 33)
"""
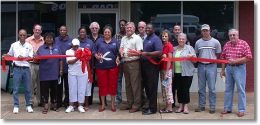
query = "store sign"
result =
(51, 3, 66, 11)
(78, 2, 118, 9)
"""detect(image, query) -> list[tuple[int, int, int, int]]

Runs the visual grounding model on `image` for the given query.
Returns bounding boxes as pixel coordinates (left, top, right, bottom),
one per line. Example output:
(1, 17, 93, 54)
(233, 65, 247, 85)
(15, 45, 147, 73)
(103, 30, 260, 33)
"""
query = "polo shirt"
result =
(142, 33, 163, 61)
(37, 44, 61, 81)
(93, 38, 119, 69)
(79, 38, 94, 51)
(54, 35, 72, 73)
(7, 41, 33, 67)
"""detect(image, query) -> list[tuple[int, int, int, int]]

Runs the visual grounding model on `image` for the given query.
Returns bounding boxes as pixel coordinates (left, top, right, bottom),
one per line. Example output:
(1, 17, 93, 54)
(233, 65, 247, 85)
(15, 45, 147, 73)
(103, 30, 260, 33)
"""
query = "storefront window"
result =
(18, 2, 66, 36)
(183, 1, 234, 47)
(131, 1, 234, 48)
(1, 2, 16, 55)
(131, 1, 181, 35)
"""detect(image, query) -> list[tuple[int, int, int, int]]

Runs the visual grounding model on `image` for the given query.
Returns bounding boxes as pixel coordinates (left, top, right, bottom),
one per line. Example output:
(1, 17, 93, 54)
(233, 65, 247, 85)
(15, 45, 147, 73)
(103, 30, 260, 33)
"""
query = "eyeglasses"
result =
(138, 27, 144, 29)
(91, 27, 98, 30)
(229, 34, 236, 37)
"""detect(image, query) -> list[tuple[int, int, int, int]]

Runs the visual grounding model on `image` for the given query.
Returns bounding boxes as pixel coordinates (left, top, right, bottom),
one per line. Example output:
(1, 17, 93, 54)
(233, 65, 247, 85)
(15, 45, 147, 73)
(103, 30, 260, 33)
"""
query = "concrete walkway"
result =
(1, 91, 255, 120)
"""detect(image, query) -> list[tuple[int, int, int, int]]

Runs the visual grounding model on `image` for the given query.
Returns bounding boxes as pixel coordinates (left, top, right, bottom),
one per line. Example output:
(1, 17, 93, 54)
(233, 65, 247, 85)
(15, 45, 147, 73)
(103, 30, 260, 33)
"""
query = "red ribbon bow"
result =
(75, 48, 93, 83)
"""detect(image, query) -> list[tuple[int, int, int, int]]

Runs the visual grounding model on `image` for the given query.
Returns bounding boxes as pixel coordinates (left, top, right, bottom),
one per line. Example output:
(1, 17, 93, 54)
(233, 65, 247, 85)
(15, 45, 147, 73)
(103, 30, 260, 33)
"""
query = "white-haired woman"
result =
(173, 33, 196, 114)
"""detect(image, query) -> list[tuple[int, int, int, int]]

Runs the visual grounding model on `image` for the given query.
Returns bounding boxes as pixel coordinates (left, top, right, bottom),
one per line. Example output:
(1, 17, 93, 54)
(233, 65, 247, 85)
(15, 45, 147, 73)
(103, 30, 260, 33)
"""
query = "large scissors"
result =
(99, 51, 112, 63)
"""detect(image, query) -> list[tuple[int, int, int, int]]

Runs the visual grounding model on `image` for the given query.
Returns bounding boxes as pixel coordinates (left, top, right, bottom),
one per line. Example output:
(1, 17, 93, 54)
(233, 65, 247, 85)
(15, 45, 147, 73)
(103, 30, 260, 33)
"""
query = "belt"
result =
(124, 59, 139, 63)
(13, 64, 29, 69)
(199, 62, 213, 65)
(228, 64, 243, 66)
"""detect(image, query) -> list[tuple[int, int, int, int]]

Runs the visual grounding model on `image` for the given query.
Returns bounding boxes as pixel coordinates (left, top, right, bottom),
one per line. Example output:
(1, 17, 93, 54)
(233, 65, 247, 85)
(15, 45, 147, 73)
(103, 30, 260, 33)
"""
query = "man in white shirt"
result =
(119, 22, 143, 113)
(2, 29, 34, 114)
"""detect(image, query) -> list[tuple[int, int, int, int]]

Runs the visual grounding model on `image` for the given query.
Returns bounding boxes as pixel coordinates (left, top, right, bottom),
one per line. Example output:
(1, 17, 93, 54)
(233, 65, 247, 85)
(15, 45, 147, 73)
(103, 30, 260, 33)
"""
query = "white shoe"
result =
(13, 107, 19, 114)
(65, 106, 74, 113)
(26, 106, 34, 113)
(78, 106, 85, 113)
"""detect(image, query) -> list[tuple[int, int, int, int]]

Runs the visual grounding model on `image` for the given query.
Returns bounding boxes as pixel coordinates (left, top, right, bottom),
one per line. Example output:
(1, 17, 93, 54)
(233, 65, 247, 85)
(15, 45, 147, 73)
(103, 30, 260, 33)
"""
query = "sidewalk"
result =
(1, 91, 255, 120)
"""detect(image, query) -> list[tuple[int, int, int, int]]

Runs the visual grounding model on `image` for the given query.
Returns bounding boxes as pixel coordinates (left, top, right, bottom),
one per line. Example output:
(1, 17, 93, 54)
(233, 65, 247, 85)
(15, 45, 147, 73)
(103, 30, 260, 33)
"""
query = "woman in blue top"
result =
(37, 32, 63, 114)
(94, 25, 120, 112)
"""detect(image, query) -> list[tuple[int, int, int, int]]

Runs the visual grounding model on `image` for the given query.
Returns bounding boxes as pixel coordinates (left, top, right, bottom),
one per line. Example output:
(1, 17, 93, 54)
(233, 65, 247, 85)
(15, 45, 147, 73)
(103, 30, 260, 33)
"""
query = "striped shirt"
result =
(195, 37, 221, 63)
(220, 39, 252, 60)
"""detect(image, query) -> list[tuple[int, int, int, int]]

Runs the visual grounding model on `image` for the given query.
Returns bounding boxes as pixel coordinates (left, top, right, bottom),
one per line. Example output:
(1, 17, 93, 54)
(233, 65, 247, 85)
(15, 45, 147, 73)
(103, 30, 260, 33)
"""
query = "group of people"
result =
(2, 20, 252, 117)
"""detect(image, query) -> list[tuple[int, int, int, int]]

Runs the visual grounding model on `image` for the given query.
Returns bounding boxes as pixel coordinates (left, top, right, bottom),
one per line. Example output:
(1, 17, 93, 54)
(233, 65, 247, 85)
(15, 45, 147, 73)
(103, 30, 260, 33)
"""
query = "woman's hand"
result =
(116, 56, 120, 66)
(95, 53, 103, 61)
(161, 54, 167, 58)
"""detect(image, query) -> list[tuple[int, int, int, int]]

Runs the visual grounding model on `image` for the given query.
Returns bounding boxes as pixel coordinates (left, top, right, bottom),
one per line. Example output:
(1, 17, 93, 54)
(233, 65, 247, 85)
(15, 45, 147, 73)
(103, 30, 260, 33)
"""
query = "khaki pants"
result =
(30, 63, 41, 105)
(123, 60, 142, 109)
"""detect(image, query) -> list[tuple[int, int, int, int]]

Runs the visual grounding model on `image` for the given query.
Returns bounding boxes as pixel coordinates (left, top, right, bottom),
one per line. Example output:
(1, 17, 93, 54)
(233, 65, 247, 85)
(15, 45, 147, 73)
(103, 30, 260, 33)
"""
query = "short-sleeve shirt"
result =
(160, 42, 173, 70)
(143, 33, 163, 60)
(66, 48, 87, 76)
(26, 35, 44, 54)
(79, 38, 94, 51)
(54, 35, 72, 73)
(37, 44, 61, 81)
(195, 37, 221, 63)
(93, 38, 119, 69)
(120, 33, 143, 61)
(220, 39, 252, 60)
(7, 41, 33, 67)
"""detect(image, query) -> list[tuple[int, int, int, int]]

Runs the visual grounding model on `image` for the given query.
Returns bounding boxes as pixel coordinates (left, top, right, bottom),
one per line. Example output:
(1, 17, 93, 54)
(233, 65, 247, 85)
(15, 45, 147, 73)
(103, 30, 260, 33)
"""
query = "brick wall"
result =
(239, 1, 254, 92)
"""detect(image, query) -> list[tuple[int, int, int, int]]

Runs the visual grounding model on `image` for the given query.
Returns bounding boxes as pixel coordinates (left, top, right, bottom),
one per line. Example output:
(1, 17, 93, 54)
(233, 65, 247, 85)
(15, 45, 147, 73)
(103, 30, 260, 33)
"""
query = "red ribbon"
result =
(1, 48, 93, 83)
(145, 56, 228, 65)
(127, 49, 228, 65)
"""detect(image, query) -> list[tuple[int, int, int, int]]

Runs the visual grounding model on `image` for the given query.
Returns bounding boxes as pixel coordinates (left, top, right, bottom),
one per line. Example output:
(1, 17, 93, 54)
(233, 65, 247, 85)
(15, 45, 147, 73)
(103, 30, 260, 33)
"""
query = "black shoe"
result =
(209, 109, 215, 114)
(142, 109, 156, 115)
(195, 107, 205, 112)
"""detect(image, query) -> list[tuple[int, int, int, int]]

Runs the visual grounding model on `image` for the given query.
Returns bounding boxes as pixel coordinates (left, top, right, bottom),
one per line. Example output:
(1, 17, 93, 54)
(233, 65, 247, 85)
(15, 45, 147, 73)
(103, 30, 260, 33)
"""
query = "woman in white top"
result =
(65, 39, 88, 113)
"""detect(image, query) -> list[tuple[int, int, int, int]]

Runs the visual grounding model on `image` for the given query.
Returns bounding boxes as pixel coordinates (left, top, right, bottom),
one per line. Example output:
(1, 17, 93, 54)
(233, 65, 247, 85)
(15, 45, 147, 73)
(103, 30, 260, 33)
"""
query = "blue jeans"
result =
(224, 64, 246, 112)
(116, 62, 124, 103)
(197, 63, 217, 109)
(13, 67, 32, 107)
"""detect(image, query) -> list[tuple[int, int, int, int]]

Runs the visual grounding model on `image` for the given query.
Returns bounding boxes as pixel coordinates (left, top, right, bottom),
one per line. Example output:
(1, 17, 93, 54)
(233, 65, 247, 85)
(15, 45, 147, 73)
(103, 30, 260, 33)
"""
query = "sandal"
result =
(84, 107, 89, 111)
(175, 108, 184, 113)
(159, 108, 173, 113)
(42, 104, 48, 114)
(50, 103, 60, 112)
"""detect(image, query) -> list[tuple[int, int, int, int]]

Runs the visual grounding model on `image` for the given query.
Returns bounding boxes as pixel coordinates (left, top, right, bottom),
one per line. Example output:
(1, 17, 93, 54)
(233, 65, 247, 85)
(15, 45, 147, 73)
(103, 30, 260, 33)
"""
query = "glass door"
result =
(80, 13, 117, 36)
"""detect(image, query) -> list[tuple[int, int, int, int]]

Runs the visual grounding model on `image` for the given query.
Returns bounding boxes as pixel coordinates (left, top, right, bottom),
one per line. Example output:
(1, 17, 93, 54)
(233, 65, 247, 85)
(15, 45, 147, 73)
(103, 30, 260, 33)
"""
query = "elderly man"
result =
(194, 24, 222, 114)
(137, 21, 147, 40)
(220, 29, 252, 117)
(26, 24, 44, 107)
(88, 22, 106, 106)
(119, 22, 143, 113)
(3, 29, 34, 113)
(88, 22, 103, 43)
